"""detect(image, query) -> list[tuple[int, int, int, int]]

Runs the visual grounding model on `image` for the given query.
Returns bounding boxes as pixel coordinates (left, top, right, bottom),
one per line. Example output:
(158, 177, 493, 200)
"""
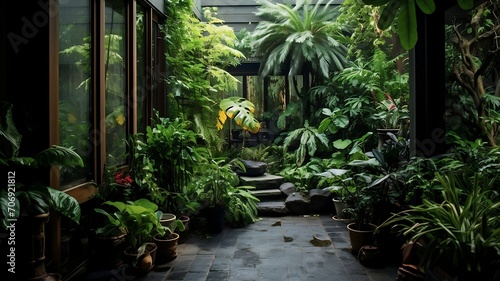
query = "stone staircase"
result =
(239, 173, 289, 216)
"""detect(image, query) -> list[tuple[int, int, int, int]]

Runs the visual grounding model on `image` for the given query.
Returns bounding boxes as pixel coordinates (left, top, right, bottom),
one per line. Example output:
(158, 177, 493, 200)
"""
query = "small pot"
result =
(153, 233, 180, 263)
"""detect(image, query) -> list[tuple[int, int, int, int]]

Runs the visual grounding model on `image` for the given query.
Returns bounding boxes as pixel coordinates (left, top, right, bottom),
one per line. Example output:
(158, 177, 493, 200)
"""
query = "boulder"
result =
(309, 189, 335, 214)
(279, 182, 296, 195)
(285, 193, 310, 215)
(236, 160, 267, 177)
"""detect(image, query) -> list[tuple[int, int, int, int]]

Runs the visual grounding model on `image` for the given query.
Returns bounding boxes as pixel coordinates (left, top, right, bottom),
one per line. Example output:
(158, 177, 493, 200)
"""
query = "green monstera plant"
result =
(217, 96, 261, 134)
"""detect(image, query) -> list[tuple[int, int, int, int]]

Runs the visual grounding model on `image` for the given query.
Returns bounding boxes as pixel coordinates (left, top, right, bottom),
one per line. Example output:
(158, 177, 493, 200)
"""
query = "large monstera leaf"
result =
(217, 97, 261, 134)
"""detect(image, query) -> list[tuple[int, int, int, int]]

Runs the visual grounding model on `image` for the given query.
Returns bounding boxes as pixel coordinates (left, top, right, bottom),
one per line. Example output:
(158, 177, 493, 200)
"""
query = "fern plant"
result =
(283, 121, 330, 166)
(225, 185, 260, 228)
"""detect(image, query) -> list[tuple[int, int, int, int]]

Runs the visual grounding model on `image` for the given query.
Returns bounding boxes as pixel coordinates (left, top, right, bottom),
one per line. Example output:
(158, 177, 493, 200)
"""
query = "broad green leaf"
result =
(333, 139, 352, 150)
(219, 97, 261, 133)
(318, 118, 331, 133)
(415, 0, 435, 14)
(398, 0, 418, 50)
(49, 188, 81, 224)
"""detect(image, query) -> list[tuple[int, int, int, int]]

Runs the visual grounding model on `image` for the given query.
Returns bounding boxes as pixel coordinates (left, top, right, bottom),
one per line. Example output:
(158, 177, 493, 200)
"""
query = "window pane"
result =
(246, 76, 264, 118)
(105, 0, 127, 165)
(59, 0, 91, 186)
(137, 4, 147, 133)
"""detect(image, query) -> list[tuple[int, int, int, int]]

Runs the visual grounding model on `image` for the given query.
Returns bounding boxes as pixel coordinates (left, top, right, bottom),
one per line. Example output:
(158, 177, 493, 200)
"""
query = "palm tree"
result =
(251, 0, 348, 121)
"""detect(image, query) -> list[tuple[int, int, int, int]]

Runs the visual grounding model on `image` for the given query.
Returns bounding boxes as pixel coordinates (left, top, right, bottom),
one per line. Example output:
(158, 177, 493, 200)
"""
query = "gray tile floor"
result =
(130, 215, 398, 281)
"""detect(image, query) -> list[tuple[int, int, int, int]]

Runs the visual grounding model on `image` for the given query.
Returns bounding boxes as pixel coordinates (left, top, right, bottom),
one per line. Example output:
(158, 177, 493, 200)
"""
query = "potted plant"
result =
(190, 156, 257, 233)
(94, 198, 165, 273)
(0, 104, 84, 280)
(316, 168, 354, 220)
(153, 217, 185, 263)
(136, 116, 207, 215)
(377, 172, 500, 280)
(373, 93, 409, 149)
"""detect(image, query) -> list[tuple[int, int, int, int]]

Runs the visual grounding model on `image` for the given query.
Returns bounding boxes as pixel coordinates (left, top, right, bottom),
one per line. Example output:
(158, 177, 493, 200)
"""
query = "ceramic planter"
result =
(153, 232, 180, 263)
(204, 206, 225, 234)
(347, 223, 377, 254)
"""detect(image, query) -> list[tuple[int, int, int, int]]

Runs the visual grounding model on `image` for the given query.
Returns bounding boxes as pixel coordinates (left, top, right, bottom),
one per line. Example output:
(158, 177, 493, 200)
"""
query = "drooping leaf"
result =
(415, 0, 435, 14)
(397, 0, 418, 50)
(48, 187, 81, 224)
(32, 145, 84, 168)
(378, 0, 402, 30)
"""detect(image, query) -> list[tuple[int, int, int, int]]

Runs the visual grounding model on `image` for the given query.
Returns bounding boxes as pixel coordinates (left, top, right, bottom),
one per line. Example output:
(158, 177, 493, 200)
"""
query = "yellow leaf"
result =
(67, 113, 78, 123)
(216, 110, 227, 130)
(116, 114, 125, 125)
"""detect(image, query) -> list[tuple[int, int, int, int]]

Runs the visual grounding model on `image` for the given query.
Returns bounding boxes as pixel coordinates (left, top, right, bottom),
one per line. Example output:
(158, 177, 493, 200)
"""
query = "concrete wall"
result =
(199, 0, 344, 32)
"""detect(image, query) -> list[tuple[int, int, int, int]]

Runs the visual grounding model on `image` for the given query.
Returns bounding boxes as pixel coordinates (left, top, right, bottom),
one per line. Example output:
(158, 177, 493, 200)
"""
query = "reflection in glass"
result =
(58, 0, 91, 186)
(137, 4, 147, 133)
(105, 0, 127, 166)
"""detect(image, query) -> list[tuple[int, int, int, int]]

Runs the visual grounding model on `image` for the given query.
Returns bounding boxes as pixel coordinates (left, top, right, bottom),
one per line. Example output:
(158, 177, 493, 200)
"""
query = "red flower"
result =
(115, 172, 133, 186)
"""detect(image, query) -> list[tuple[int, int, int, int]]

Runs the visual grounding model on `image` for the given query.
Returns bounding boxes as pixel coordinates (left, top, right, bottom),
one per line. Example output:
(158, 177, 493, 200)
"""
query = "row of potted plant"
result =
(88, 98, 262, 273)
(315, 130, 500, 279)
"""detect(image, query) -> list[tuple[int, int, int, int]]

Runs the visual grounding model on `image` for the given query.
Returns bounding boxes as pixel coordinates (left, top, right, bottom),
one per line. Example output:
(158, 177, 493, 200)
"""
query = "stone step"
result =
(251, 188, 282, 198)
(256, 200, 288, 217)
(239, 173, 284, 190)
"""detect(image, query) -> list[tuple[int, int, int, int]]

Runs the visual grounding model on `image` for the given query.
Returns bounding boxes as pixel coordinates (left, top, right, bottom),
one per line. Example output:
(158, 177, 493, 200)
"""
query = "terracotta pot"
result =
(153, 233, 179, 263)
(160, 213, 176, 230)
(347, 223, 377, 254)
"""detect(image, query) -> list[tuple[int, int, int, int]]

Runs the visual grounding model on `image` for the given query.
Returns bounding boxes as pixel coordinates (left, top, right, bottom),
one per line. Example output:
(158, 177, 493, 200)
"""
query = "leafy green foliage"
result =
(217, 97, 261, 134)
(0, 105, 84, 230)
(252, 0, 348, 121)
(378, 173, 500, 277)
(363, 0, 478, 50)
(283, 121, 329, 166)
(225, 186, 260, 228)
(164, 3, 244, 150)
(95, 199, 165, 251)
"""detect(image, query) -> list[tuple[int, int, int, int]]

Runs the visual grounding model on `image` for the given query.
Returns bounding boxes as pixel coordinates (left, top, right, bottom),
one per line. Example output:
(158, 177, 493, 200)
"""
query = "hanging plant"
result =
(216, 97, 261, 134)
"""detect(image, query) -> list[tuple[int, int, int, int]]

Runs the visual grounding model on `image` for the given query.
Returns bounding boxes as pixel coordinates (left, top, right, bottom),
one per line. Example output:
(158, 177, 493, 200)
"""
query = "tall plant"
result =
(251, 0, 348, 121)
(377, 172, 500, 278)
(164, 3, 245, 150)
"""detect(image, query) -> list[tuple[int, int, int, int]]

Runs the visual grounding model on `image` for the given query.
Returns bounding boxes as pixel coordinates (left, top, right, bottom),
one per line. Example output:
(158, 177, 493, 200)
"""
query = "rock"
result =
(309, 189, 335, 214)
(279, 182, 296, 195)
(285, 193, 310, 215)
(236, 160, 267, 177)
